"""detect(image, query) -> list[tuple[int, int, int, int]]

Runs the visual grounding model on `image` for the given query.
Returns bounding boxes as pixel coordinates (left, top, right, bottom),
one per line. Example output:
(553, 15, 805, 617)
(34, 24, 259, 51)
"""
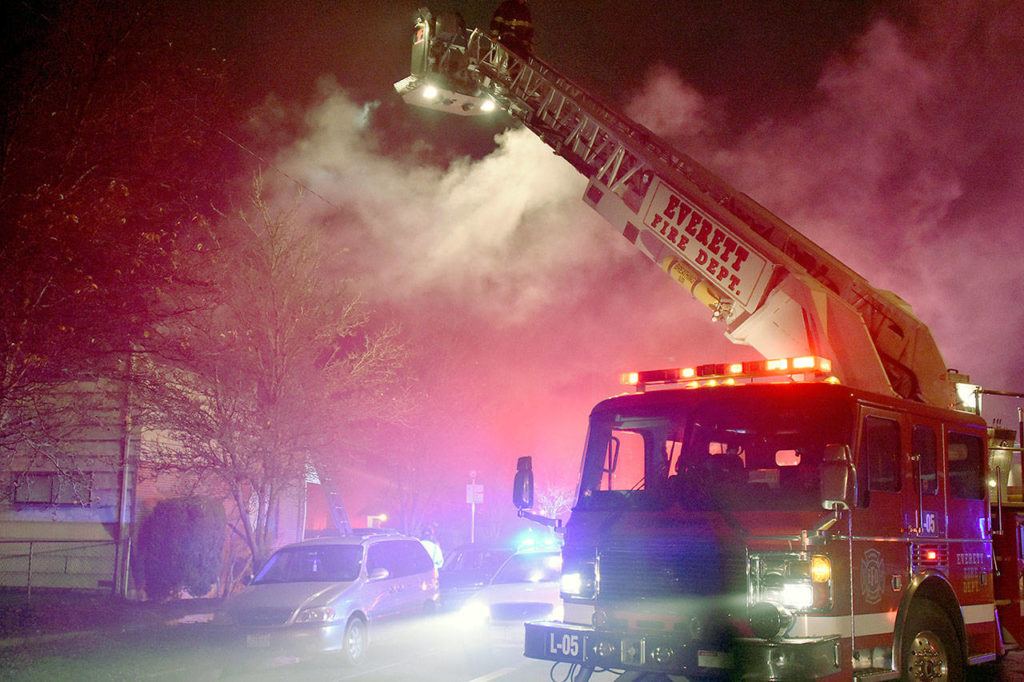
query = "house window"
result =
(11, 472, 93, 505)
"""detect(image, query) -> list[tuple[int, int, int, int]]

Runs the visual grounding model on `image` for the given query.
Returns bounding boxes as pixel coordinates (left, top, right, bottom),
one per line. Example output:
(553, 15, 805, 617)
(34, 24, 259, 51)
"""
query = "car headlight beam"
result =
(294, 606, 337, 624)
(459, 598, 491, 625)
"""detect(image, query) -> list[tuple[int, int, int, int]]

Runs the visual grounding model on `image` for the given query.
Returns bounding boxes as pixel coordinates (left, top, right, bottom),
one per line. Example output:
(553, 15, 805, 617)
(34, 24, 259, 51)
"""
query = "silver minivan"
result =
(225, 532, 439, 664)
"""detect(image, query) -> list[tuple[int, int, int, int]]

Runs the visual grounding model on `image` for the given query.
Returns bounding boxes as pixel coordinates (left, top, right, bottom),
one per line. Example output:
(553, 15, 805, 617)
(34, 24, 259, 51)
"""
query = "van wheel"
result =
(900, 601, 964, 682)
(340, 616, 368, 666)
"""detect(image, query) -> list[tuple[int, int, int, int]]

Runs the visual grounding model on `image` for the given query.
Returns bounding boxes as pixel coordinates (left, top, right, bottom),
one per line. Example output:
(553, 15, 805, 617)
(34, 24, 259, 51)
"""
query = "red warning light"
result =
(621, 356, 836, 390)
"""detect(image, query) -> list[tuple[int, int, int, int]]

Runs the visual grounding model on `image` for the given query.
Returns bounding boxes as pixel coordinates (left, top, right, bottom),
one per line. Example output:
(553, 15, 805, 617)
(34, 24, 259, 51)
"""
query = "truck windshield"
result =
(576, 390, 853, 512)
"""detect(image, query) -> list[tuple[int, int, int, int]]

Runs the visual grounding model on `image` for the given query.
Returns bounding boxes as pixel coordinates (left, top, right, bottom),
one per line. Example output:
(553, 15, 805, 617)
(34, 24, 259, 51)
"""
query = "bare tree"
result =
(372, 416, 450, 536)
(0, 1, 242, 498)
(137, 177, 411, 566)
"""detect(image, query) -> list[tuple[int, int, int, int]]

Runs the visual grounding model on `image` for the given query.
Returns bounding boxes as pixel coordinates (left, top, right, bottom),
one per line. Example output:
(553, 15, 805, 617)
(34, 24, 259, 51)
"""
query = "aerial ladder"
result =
(394, 9, 964, 410)
(309, 462, 353, 535)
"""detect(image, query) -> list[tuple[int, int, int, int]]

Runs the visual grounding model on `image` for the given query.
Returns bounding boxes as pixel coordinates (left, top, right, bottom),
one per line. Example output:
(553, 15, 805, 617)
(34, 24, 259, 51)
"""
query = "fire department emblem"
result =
(861, 549, 884, 604)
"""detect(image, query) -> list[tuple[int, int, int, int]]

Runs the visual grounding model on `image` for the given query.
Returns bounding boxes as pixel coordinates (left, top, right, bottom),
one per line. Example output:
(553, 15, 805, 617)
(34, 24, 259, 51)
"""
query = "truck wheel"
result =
(340, 615, 368, 666)
(900, 601, 964, 682)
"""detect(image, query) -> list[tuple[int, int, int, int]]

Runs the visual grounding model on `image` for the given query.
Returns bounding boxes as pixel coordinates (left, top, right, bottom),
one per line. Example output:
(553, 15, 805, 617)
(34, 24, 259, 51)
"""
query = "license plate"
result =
(524, 622, 587, 664)
(246, 633, 271, 649)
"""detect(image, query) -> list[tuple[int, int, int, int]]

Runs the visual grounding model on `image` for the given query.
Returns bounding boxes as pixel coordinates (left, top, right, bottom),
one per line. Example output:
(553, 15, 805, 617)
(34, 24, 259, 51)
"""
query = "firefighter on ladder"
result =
(490, 0, 534, 54)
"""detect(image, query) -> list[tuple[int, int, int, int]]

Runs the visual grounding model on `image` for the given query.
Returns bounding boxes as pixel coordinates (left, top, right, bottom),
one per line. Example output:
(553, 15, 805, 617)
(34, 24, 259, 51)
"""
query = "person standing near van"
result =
(420, 526, 444, 569)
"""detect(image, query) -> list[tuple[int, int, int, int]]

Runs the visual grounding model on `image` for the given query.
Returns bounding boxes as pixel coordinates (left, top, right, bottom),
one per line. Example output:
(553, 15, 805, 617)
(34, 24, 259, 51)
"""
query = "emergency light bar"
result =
(622, 356, 835, 390)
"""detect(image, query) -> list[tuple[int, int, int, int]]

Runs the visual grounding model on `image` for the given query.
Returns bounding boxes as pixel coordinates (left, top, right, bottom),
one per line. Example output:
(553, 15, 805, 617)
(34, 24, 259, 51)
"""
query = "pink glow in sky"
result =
(254, 0, 1024, 535)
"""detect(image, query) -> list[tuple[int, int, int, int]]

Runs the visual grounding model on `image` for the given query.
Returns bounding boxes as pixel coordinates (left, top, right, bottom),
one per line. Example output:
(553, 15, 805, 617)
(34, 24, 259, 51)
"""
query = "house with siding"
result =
(0, 375, 309, 598)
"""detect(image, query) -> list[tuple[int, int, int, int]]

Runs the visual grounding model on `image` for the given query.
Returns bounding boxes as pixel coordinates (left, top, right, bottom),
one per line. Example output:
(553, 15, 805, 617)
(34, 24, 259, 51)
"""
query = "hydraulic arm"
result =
(395, 9, 959, 408)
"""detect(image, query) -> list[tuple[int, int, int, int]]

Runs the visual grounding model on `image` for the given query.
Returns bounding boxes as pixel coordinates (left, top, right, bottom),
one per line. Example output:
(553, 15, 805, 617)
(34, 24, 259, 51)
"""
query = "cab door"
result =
(944, 427, 992, 609)
(906, 422, 946, 549)
(856, 410, 904, 538)
(851, 409, 905, 615)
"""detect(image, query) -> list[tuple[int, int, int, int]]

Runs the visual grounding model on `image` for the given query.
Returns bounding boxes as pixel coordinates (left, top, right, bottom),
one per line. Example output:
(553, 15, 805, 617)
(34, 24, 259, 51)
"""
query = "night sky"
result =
(7, 1, 1024, 535)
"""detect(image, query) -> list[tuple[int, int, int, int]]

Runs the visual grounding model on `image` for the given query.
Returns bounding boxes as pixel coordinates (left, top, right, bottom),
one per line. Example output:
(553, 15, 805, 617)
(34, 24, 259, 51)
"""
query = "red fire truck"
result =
(395, 10, 1024, 680)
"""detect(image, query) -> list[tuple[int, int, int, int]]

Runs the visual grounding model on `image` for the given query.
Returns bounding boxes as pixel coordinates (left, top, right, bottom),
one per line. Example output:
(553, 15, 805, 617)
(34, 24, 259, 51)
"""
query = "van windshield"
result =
(577, 389, 854, 513)
(254, 545, 363, 584)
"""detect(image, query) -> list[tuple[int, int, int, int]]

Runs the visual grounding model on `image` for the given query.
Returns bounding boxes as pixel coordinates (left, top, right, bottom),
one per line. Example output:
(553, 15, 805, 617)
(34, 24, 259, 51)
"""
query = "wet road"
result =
(3, 609, 1021, 681)
(0, 610, 622, 682)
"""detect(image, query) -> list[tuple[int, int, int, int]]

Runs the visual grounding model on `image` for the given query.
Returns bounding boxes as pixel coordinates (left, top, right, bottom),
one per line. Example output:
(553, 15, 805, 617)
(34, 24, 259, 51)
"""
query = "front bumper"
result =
(238, 622, 348, 656)
(440, 587, 481, 611)
(523, 621, 841, 680)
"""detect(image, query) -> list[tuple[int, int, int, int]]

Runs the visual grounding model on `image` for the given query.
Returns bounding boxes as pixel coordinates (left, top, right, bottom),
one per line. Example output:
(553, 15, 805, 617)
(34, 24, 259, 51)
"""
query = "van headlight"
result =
(294, 606, 337, 624)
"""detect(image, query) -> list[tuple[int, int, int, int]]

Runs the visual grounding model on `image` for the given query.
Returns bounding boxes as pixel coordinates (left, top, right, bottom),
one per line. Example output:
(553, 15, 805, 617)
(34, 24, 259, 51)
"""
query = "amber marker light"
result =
(811, 555, 831, 583)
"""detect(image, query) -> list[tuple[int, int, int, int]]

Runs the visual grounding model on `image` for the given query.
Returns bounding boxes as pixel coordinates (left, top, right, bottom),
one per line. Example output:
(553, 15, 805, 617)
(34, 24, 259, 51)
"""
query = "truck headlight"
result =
(749, 552, 832, 615)
(779, 582, 814, 611)
(294, 606, 337, 624)
(560, 553, 597, 600)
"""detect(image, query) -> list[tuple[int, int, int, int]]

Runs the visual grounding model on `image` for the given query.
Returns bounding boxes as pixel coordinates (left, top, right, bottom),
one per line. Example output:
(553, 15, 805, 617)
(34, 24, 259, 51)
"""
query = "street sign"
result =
(466, 484, 484, 504)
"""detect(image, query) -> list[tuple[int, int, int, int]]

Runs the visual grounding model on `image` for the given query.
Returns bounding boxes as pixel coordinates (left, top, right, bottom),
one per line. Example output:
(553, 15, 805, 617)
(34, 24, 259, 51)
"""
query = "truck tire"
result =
(900, 600, 964, 682)
(340, 615, 368, 666)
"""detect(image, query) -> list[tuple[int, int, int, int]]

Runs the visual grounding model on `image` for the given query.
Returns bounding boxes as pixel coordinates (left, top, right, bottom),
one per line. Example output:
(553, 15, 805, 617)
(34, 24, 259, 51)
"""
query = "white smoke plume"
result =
(267, 0, 1024, 503)
(626, 3, 1024, 421)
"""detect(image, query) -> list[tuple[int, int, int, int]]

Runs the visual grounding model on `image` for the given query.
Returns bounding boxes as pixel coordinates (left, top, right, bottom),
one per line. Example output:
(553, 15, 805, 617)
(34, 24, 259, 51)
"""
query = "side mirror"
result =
(820, 444, 857, 510)
(369, 567, 390, 581)
(513, 456, 534, 510)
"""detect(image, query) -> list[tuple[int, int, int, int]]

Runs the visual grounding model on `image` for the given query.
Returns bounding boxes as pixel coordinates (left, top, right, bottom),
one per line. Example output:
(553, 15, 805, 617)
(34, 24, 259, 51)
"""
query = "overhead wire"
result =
(155, 84, 345, 212)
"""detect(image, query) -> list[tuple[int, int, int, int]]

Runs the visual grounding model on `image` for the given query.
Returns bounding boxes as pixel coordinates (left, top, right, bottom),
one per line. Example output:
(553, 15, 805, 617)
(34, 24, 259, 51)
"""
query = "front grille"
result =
(598, 538, 744, 599)
(233, 607, 295, 626)
(490, 602, 556, 622)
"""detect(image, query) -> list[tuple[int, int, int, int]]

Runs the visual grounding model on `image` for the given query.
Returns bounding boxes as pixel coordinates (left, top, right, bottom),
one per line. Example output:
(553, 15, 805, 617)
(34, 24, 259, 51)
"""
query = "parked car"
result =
(439, 544, 516, 610)
(457, 549, 563, 646)
(224, 532, 439, 665)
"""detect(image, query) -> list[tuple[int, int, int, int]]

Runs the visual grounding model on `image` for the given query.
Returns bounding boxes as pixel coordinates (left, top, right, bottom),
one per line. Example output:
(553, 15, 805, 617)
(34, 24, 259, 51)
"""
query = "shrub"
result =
(137, 496, 226, 600)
